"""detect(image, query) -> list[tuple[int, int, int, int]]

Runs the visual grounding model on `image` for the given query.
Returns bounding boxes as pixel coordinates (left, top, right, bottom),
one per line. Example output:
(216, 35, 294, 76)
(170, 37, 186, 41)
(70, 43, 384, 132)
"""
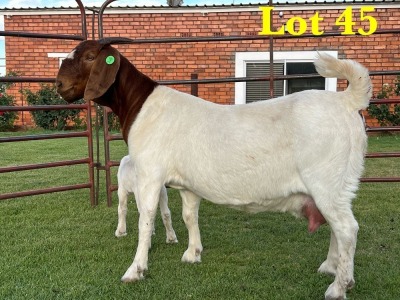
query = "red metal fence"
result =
(1, 0, 399, 206)
(0, 0, 96, 205)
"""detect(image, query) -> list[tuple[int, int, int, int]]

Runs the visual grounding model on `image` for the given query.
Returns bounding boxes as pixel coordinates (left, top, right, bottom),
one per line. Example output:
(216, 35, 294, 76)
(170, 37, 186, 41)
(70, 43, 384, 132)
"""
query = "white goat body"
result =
(115, 155, 178, 244)
(56, 43, 371, 300)
(130, 60, 368, 214)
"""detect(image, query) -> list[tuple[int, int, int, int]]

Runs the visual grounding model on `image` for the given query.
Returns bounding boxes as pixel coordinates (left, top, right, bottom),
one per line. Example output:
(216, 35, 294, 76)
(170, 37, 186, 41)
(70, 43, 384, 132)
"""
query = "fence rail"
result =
(0, 0, 95, 205)
(0, 158, 90, 173)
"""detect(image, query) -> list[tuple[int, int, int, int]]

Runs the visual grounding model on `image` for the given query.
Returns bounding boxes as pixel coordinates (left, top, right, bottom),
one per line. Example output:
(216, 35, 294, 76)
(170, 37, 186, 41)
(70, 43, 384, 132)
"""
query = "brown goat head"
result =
(56, 40, 121, 103)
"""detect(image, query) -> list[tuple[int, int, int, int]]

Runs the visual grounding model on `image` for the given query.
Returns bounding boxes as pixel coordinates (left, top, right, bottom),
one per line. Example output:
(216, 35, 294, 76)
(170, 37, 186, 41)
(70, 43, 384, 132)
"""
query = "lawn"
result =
(0, 132, 399, 299)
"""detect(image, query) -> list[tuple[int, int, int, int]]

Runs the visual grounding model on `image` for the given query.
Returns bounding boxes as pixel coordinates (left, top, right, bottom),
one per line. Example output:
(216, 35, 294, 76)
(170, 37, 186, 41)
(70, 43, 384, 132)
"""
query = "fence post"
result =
(191, 73, 198, 97)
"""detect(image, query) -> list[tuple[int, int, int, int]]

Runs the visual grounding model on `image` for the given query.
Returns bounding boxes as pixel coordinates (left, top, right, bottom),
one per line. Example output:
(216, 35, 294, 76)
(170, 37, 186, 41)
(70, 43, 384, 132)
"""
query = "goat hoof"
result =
(347, 279, 355, 290)
(121, 263, 145, 282)
(181, 248, 202, 263)
(325, 283, 346, 300)
(325, 296, 344, 300)
(115, 230, 127, 238)
(166, 232, 178, 244)
(166, 237, 178, 244)
(121, 274, 143, 283)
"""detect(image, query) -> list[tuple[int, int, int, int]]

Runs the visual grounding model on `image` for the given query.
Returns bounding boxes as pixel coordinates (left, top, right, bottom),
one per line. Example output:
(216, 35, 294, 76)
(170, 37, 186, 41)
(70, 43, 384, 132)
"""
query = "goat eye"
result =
(86, 55, 95, 61)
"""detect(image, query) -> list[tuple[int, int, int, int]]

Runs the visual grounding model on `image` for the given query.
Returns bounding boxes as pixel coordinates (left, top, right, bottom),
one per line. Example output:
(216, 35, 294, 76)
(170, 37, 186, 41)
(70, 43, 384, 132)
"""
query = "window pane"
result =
(286, 62, 325, 94)
(245, 63, 284, 103)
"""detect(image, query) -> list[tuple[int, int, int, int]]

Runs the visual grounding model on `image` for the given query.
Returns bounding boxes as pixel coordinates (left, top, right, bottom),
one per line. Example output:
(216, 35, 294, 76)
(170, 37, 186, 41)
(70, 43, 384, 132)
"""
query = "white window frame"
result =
(47, 52, 68, 66)
(235, 51, 338, 104)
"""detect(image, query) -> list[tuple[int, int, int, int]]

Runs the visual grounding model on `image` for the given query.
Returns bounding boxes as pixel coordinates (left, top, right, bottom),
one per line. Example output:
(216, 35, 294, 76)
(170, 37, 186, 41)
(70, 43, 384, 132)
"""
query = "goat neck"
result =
(98, 55, 158, 143)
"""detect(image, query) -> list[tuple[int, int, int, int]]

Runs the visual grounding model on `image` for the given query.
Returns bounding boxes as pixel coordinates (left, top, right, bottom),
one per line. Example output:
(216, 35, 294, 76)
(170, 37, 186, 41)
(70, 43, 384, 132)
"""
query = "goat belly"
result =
(224, 193, 308, 215)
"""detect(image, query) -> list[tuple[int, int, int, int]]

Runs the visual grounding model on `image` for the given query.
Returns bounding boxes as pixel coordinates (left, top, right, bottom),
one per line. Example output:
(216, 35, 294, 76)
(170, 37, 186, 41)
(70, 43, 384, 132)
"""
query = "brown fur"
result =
(56, 40, 158, 142)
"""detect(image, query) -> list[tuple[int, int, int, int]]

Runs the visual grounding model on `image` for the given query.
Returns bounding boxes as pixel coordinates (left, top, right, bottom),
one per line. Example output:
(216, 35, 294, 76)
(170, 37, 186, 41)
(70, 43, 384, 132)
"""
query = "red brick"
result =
(4, 7, 400, 127)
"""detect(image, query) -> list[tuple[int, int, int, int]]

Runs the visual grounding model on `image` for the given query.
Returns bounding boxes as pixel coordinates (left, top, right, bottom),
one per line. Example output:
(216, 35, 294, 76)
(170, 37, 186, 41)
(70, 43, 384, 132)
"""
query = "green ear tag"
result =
(106, 55, 115, 65)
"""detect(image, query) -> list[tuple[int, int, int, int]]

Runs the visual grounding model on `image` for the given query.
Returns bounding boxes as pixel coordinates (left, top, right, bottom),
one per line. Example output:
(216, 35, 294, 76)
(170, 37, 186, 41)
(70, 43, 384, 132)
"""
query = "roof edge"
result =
(0, 1, 398, 15)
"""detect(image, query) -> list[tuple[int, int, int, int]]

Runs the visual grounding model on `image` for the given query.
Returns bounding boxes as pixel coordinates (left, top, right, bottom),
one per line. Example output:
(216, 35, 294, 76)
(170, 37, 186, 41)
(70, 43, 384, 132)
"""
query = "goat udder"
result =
(302, 199, 327, 233)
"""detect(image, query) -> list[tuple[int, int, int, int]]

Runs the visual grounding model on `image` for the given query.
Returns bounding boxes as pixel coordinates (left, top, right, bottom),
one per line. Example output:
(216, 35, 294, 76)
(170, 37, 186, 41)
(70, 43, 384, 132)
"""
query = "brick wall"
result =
(3, 5, 400, 127)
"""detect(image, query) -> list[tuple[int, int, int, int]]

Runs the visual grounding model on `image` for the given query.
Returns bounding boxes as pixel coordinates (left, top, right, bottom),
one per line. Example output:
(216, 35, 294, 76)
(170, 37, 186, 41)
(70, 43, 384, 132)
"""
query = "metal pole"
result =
(98, 0, 117, 39)
(103, 107, 113, 207)
(75, 0, 88, 40)
(86, 101, 96, 206)
(269, 0, 274, 99)
(191, 73, 198, 96)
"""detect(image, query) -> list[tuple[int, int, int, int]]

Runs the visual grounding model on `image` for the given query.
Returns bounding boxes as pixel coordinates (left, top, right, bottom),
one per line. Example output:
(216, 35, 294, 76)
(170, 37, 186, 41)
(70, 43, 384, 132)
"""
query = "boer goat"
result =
(56, 39, 371, 300)
(115, 155, 178, 244)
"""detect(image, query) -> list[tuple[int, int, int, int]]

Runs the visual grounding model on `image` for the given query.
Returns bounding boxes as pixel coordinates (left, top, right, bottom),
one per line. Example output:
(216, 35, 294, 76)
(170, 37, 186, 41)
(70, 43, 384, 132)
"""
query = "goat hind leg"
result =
(318, 229, 339, 276)
(326, 213, 358, 298)
(159, 186, 178, 244)
(316, 201, 358, 300)
(180, 190, 202, 263)
(115, 188, 129, 237)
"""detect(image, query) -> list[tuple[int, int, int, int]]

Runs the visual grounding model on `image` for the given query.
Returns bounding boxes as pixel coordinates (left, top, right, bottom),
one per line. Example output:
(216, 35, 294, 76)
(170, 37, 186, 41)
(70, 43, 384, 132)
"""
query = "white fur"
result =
(115, 155, 178, 244)
(121, 54, 371, 300)
(66, 49, 76, 59)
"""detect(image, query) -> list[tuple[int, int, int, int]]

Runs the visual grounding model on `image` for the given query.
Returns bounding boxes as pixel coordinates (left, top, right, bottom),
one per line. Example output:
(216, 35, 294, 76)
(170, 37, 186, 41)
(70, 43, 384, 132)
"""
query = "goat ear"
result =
(84, 46, 120, 101)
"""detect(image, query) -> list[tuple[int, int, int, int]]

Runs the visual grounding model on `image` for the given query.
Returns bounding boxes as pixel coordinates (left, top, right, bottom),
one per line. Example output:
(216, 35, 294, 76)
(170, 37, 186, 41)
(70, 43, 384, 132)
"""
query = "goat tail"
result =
(314, 53, 372, 111)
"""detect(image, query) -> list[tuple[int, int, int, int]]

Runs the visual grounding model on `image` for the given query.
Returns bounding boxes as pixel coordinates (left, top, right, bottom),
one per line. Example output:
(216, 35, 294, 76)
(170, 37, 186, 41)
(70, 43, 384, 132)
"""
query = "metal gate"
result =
(0, 0, 96, 205)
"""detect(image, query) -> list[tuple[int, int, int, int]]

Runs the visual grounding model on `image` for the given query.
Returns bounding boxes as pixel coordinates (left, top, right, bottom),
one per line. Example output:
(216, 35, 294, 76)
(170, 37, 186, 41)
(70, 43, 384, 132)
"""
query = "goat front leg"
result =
(115, 187, 129, 237)
(121, 184, 161, 282)
(159, 186, 178, 244)
(180, 190, 202, 263)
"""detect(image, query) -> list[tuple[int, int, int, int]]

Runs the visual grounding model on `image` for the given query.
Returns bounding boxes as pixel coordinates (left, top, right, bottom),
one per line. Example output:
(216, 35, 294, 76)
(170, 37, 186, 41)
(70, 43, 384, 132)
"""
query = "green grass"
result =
(0, 131, 399, 299)
(364, 134, 400, 178)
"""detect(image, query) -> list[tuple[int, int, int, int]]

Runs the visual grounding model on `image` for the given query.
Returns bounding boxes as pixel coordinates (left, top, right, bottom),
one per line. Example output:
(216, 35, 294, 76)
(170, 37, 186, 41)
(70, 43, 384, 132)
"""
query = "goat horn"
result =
(99, 37, 135, 45)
